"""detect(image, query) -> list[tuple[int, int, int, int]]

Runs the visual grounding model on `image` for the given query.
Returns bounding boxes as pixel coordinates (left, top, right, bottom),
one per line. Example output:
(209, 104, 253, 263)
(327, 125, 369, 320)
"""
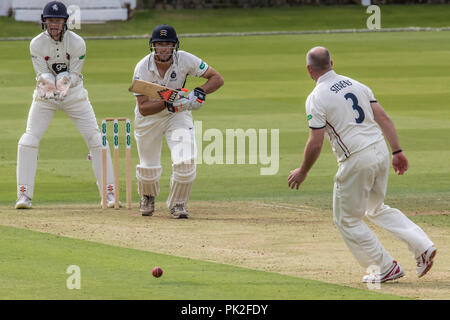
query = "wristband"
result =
(193, 87, 206, 102)
(392, 149, 402, 155)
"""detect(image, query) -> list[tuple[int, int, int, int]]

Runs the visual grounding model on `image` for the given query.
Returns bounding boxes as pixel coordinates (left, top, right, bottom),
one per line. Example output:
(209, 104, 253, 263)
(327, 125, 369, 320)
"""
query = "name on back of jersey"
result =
(330, 80, 352, 94)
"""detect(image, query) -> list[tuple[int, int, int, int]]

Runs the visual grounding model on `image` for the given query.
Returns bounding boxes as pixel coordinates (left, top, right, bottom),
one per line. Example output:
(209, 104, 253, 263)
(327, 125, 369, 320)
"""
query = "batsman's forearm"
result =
(299, 142, 322, 175)
(199, 74, 224, 94)
(138, 100, 166, 116)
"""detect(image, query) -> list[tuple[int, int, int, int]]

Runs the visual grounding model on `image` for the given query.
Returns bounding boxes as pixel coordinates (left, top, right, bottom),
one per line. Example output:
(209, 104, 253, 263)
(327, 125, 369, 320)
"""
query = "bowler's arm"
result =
(371, 102, 409, 175)
(371, 102, 402, 152)
(288, 128, 325, 189)
(298, 128, 325, 176)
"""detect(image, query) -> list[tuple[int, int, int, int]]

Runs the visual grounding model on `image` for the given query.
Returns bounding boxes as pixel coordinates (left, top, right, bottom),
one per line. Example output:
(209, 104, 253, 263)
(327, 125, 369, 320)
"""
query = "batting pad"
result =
(17, 133, 40, 199)
(136, 165, 162, 197)
(166, 162, 196, 209)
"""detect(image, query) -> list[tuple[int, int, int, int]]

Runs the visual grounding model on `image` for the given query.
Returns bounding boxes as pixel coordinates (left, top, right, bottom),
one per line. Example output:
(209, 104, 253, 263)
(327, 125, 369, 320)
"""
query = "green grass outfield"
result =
(0, 225, 405, 300)
(1, 5, 450, 38)
(1, 31, 449, 212)
(0, 7, 449, 300)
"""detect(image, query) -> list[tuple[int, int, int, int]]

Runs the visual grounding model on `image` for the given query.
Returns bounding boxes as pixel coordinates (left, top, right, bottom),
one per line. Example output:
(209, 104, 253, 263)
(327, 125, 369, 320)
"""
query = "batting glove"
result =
(166, 101, 177, 113)
(166, 88, 189, 113)
(172, 87, 206, 111)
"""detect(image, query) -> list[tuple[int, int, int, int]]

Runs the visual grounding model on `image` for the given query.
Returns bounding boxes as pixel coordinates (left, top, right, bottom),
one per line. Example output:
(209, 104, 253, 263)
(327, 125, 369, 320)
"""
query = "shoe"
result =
(170, 203, 189, 219)
(106, 192, 121, 208)
(416, 246, 437, 278)
(362, 260, 404, 283)
(140, 195, 155, 216)
(15, 194, 32, 209)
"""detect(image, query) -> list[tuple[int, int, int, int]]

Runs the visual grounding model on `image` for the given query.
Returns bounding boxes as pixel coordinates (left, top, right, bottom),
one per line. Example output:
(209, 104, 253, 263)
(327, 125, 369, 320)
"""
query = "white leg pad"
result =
(17, 133, 40, 199)
(166, 162, 196, 209)
(136, 165, 162, 197)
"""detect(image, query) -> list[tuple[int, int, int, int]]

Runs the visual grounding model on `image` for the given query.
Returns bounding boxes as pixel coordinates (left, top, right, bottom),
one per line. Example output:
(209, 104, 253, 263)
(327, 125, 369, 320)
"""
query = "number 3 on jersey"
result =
(344, 93, 365, 124)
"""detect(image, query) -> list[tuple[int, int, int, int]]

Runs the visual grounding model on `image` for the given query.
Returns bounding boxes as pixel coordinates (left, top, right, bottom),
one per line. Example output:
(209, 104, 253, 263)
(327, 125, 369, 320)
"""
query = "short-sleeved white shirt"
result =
(306, 70, 384, 162)
(133, 50, 208, 117)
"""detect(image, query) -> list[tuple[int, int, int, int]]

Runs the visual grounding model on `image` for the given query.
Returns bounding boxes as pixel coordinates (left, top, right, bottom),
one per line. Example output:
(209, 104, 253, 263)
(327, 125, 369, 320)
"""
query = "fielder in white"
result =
(288, 47, 436, 283)
(15, 1, 116, 209)
(132, 25, 224, 218)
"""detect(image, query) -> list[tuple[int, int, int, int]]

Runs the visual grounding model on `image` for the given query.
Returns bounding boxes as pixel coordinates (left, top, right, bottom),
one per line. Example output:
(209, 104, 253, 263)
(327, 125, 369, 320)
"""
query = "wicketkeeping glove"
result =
(55, 72, 71, 100)
(36, 73, 58, 100)
(171, 87, 206, 112)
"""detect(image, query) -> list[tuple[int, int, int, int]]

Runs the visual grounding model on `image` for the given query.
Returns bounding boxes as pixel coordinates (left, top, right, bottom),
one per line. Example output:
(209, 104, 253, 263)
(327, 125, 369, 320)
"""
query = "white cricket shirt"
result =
(30, 30, 85, 87)
(132, 51, 209, 117)
(306, 70, 384, 162)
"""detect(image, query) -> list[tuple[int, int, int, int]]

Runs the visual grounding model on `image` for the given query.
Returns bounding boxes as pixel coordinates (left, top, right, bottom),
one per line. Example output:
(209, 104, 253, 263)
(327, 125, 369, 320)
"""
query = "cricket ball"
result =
(152, 266, 163, 278)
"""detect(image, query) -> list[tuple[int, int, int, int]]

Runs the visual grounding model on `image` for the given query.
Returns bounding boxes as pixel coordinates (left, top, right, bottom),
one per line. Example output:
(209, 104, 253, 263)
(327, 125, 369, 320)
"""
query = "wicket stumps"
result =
(101, 118, 132, 209)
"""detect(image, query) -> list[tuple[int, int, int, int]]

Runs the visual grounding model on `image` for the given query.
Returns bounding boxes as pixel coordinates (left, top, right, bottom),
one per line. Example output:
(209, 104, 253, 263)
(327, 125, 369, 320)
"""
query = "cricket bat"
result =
(128, 79, 187, 103)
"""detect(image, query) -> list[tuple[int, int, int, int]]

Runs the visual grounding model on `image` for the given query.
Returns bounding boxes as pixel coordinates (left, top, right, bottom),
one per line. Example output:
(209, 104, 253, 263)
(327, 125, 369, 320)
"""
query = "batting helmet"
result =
(149, 24, 179, 52)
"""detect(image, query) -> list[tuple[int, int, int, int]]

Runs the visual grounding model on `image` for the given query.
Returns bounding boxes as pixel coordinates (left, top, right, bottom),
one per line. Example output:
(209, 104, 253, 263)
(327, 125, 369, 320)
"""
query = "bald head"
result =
(306, 46, 332, 72)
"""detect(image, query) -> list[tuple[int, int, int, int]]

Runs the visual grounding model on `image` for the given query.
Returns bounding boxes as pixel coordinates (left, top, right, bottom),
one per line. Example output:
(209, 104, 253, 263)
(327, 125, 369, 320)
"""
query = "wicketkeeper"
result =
(132, 24, 224, 218)
(15, 1, 116, 209)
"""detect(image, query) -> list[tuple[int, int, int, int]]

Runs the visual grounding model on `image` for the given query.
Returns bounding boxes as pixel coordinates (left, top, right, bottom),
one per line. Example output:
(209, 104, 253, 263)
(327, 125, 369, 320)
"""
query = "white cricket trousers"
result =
(16, 85, 114, 199)
(333, 140, 433, 274)
(134, 111, 196, 166)
(134, 110, 197, 208)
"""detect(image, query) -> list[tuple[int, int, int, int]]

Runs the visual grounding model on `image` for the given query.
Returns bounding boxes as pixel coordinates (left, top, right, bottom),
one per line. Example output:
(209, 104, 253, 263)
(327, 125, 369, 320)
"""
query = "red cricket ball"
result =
(152, 266, 163, 278)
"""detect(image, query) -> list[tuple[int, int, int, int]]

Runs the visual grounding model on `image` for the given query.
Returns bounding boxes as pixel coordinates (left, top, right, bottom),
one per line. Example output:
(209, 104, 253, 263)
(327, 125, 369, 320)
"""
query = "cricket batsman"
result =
(132, 24, 224, 218)
(15, 1, 116, 209)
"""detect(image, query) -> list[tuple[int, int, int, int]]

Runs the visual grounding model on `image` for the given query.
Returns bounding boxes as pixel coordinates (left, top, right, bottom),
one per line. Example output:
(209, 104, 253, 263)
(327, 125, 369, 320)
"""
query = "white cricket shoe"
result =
(102, 192, 121, 208)
(140, 195, 155, 216)
(170, 203, 189, 219)
(15, 194, 32, 209)
(416, 246, 437, 278)
(362, 260, 404, 283)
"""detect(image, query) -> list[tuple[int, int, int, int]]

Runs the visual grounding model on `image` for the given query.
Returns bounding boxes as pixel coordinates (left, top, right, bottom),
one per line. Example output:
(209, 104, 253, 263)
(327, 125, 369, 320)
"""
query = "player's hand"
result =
(166, 101, 178, 113)
(177, 88, 189, 99)
(392, 152, 409, 175)
(172, 87, 206, 111)
(187, 87, 206, 106)
(288, 168, 307, 190)
(55, 72, 71, 100)
(37, 81, 58, 100)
